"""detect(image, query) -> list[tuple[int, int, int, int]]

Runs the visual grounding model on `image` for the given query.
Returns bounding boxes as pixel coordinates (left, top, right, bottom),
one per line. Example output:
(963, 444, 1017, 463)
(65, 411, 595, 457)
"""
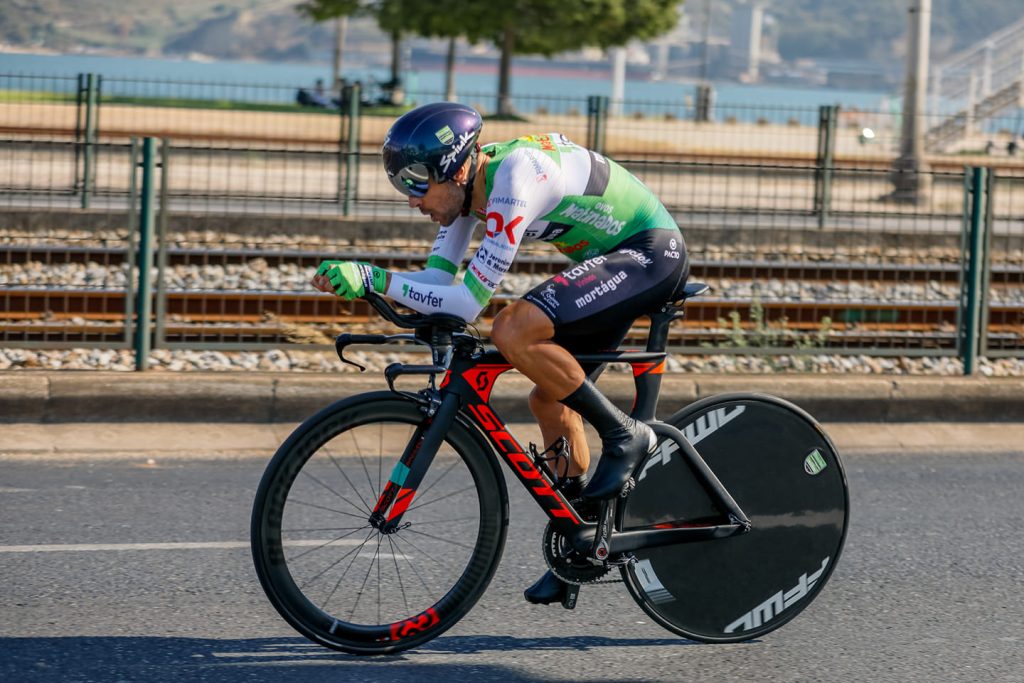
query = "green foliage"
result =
(459, 0, 681, 56)
(296, 0, 361, 22)
(710, 298, 833, 350)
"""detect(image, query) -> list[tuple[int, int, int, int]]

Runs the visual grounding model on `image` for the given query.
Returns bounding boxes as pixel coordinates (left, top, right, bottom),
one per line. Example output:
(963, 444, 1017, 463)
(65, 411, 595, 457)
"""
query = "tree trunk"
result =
(331, 16, 347, 92)
(390, 29, 402, 84)
(497, 28, 515, 116)
(445, 36, 457, 102)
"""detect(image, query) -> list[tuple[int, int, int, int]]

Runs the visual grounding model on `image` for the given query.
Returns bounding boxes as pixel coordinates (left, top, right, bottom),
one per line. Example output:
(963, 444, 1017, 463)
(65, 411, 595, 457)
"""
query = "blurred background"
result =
(0, 0, 1022, 375)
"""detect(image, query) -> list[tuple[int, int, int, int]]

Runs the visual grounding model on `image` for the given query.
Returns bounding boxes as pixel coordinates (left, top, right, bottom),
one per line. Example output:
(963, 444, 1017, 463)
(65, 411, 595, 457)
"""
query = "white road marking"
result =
(0, 539, 371, 553)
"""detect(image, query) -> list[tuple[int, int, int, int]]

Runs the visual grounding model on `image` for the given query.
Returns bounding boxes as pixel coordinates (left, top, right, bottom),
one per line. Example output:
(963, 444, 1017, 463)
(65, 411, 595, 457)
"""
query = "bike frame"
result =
(361, 300, 750, 558)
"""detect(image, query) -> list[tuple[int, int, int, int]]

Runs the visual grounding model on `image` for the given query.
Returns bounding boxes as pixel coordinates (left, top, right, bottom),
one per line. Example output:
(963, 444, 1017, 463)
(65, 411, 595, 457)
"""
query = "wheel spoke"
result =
(348, 426, 381, 505)
(409, 515, 478, 527)
(321, 528, 377, 609)
(298, 527, 374, 592)
(406, 484, 478, 514)
(349, 534, 384, 622)
(288, 497, 368, 522)
(407, 456, 462, 506)
(299, 469, 371, 517)
(322, 448, 374, 515)
(287, 525, 370, 562)
(404, 526, 477, 552)
(394, 529, 460, 573)
(386, 535, 411, 615)
(389, 533, 434, 596)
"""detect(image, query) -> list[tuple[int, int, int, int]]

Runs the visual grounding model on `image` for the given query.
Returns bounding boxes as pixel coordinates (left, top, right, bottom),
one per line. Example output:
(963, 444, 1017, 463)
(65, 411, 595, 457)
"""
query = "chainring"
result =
(542, 523, 612, 586)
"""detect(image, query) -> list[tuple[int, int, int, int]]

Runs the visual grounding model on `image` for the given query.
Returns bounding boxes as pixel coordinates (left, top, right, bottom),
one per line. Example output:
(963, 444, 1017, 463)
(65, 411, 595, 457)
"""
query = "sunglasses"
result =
(389, 163, 432, 198)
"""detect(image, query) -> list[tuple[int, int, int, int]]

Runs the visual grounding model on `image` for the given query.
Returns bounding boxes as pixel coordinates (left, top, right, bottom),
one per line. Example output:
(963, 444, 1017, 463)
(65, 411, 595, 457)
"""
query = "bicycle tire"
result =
(620, 393, 849, 643)
(251, 392, 508, 655)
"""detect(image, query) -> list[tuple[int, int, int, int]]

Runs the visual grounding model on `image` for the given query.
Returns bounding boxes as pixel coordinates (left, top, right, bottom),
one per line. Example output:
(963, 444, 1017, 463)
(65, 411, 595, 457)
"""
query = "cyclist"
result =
(312, 102, 689, 606)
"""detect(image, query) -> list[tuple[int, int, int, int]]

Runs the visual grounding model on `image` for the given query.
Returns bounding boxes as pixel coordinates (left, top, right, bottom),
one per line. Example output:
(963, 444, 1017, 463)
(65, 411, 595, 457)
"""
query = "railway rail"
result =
(2, 243, 1022, 285)
(2, 287, 1022, 350)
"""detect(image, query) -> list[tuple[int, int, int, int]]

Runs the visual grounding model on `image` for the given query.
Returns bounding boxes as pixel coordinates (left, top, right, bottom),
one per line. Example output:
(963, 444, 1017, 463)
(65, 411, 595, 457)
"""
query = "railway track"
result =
(2, 243, 1022, 285)
(2, 287, 1022, 350)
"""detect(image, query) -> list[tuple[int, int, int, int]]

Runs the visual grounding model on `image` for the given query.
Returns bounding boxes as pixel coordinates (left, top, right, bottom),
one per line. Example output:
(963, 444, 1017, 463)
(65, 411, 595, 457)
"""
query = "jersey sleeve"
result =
(460, 148, 563, 315)
(395, 215, 476, 287)
(383, 148, 562, 321)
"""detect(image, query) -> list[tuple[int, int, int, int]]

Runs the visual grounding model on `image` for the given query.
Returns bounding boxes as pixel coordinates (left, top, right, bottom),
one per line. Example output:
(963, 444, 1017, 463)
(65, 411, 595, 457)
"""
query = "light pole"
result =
(889, 0, 932, 204)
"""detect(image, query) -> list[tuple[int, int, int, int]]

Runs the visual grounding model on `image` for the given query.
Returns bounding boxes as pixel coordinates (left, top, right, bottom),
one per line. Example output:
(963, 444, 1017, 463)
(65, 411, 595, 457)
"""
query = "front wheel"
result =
(251, 393, 508, 655)
(621, 393, 849, 642)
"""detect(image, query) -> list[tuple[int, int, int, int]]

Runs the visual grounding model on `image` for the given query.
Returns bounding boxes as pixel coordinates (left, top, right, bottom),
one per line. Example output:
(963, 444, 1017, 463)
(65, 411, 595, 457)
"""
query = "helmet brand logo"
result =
(435, 125, 455, 145)
(440, 131, 475, 173)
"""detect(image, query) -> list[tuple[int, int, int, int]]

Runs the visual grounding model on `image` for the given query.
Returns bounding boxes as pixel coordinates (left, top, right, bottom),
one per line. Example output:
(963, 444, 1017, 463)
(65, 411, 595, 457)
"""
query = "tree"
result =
(460, 0, 683, 116)
(383, 0, 480, 102)
(297, 0, 360, 90)
(298, 0, 403, 90)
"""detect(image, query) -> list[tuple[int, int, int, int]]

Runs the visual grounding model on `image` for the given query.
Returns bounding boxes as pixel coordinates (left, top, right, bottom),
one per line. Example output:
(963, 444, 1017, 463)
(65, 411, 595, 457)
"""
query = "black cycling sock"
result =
(561, 474, 588, 499)
(560, 379, 631, 438)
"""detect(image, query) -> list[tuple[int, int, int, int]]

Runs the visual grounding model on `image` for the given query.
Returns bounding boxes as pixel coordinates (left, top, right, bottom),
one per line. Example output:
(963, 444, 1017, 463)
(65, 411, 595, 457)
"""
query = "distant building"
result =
(728, 0, 767, 82)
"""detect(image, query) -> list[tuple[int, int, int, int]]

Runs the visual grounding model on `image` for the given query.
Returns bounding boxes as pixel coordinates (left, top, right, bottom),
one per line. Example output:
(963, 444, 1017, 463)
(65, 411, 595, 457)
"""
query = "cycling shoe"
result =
(581, 420, 657, 500)
(524, 570, 568, 605)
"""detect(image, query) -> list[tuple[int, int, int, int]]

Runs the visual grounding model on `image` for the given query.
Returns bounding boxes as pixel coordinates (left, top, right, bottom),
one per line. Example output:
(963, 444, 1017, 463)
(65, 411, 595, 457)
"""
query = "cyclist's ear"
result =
(452, 157, 473, 184)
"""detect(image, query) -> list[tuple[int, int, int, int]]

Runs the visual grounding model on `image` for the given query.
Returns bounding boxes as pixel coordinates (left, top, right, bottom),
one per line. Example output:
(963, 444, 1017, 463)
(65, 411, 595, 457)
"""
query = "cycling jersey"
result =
(382, 133, 681, 322)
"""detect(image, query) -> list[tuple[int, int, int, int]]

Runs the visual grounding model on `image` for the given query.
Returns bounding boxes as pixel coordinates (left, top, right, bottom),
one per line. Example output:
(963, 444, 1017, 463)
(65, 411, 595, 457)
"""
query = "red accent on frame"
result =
(466, 403, 580, 525)
(387, 487, 415, 521)
(373, 481, 400, 516)
(631, 360, 665, 377)
(389, 607, 440, 640)
(460, 363, 512, 402)
(439, 370, 452, 388)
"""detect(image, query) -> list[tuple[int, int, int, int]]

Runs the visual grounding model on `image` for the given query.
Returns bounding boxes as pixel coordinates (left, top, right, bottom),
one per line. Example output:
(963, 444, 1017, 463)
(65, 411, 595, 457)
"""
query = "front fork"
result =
(369, 392, 461, 533)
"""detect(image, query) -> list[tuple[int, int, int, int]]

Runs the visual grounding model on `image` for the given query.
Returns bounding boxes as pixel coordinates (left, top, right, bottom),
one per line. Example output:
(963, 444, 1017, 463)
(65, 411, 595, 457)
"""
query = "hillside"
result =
(0, 0, 1021, 66)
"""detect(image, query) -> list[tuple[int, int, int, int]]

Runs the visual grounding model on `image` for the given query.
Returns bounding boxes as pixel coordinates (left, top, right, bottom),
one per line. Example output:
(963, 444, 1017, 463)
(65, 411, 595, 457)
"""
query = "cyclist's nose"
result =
(408, 196, 423, 209)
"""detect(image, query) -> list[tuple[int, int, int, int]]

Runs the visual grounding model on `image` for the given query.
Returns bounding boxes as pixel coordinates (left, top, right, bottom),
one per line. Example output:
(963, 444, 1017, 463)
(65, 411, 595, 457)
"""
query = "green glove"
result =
(316, 260, 388, 300)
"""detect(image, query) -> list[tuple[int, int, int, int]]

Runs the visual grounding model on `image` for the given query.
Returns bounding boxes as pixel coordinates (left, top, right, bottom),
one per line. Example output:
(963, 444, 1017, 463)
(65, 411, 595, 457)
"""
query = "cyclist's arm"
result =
(383, 148, 562, 320)
(393, 215, 477, 286)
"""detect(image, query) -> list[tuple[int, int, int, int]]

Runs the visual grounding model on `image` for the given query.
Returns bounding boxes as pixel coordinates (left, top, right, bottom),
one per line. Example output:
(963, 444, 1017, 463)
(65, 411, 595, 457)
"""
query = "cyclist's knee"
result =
(491, 300, 550, 355)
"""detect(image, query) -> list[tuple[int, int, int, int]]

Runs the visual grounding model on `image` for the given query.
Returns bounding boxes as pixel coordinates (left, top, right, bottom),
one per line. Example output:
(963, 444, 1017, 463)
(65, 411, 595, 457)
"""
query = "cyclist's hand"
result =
(315, 260, 388, 300)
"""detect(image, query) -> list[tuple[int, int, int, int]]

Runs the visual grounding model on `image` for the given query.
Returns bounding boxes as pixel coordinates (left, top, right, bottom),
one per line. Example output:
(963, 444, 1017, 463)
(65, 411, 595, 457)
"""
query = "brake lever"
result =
(335, 333, 387, 371)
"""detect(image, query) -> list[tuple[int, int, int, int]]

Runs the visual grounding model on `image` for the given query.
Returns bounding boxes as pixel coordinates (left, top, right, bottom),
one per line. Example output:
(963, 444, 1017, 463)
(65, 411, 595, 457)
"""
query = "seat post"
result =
(646, 305, 680, 354)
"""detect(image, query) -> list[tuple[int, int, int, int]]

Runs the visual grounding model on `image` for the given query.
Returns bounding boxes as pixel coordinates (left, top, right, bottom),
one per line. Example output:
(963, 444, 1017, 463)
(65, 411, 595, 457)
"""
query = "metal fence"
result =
(1, 73, 1023, 370)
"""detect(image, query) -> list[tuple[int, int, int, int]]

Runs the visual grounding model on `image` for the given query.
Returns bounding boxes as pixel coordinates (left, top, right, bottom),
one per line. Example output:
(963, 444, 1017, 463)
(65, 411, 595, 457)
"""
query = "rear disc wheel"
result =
(621, 393, 849, 642)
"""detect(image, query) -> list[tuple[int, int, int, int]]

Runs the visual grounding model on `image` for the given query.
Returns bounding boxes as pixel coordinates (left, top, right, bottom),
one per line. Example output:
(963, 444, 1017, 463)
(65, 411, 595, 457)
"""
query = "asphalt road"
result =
(2, 450, 1022, 682)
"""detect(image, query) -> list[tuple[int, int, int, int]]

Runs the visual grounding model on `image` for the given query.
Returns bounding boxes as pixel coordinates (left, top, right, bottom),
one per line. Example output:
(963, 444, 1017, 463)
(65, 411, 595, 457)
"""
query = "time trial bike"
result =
(250, 284, 849, 655)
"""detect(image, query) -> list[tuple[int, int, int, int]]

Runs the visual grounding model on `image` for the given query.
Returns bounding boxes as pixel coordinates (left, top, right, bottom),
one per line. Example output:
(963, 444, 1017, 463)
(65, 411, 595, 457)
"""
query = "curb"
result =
(2, 371, 1023, 424)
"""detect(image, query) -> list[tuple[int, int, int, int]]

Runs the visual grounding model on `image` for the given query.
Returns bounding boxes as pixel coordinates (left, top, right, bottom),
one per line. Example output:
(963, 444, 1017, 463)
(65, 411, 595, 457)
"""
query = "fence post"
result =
(958, 166, 988, 375)
(74, 74, 84, 195)
(343, 83, 361, 217)
(154, 139, 171, 350)
(979, 168, 995, 358)
(134, 137, 157, 371)
(123, 138, 139, 345)
(694, 83, 713, 122)
(586, 95, 608, 154)
(814, 105, 838, 228)
(80, 73, 98, 209)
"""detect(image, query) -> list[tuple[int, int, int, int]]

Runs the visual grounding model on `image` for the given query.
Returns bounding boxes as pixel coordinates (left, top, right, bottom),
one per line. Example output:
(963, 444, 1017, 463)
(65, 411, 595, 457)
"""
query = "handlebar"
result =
(334, 293, 474, 374)
(363, 293, 467, 334)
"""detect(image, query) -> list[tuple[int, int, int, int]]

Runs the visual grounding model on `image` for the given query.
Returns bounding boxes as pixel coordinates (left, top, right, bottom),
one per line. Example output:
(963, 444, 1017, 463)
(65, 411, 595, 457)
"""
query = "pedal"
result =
(561, 582, 580, 610)
(590, 499, 615, 562)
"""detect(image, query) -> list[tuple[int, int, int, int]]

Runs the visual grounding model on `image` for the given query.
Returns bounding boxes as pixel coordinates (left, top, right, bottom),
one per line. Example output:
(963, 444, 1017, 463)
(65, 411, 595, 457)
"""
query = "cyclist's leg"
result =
(517, 230, 689, 500)
(491, 301, 592, 476)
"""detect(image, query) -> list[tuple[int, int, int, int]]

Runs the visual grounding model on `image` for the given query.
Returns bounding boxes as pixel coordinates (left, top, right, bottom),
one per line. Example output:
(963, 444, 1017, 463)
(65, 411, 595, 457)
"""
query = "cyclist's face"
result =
(408, 177, 464, 226)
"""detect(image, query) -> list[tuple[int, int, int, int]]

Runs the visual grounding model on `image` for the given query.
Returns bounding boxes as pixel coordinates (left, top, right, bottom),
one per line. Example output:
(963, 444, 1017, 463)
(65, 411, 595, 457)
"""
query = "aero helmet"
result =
(382, 102, 483, 197)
